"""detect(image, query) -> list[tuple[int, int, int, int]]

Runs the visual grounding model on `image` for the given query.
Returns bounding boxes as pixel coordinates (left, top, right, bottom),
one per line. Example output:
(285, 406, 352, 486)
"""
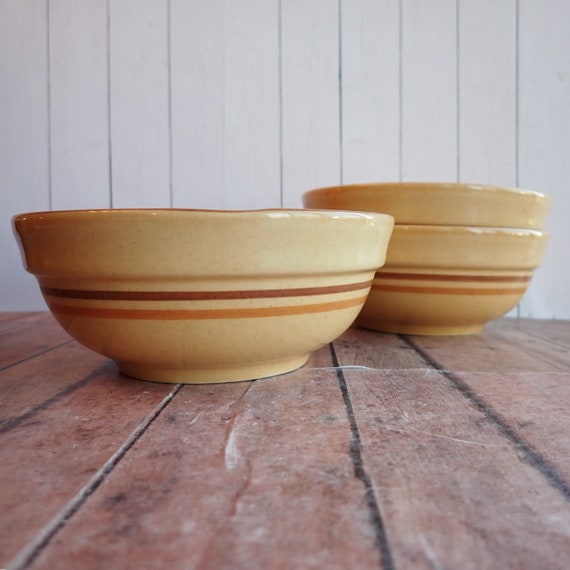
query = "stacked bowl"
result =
(303, 182, 551, 335)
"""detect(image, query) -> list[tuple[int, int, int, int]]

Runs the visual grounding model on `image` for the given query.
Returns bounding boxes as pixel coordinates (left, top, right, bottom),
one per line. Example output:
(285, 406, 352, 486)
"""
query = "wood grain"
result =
(404, 321, 570, 373)
(2, 315, 570, 569)
(0, 342, 109, 427)
(332, 326, 428, 370)
(406, 319, 570, 486)
(332, 320, 570, 568)
(0, 312, 70, 370)
(0, 363, 174, 564)
(501, 317, 570, 348)
(343, 366, 570, 570)
(28, 370, 383, 570)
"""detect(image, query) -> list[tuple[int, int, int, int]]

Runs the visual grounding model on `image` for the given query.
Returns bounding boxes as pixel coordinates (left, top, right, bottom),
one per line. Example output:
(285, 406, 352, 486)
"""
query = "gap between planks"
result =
(0, 340, 73, 373)
(0, 363, 110, 435)
(6, 342, 398, 570)
(329, 342, 396, 570)
(400, 335, 570, 502)
(6, 384, 184, 570)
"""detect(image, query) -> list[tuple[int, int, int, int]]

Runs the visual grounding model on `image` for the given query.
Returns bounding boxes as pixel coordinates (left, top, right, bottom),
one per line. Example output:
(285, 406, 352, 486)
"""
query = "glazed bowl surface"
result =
(303, 182, 551, 229)
(13, 208, 394, 383)
(358, 225, 549, 335)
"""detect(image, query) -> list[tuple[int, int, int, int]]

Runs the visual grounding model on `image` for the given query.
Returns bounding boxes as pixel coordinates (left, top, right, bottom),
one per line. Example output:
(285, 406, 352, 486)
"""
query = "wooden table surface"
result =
(1, 312, 570, 569)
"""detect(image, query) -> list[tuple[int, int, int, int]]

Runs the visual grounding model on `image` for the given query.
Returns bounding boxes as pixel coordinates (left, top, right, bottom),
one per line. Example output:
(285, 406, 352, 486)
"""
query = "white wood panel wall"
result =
(1, 0, 569, 318)
(110, 0, 171, 208)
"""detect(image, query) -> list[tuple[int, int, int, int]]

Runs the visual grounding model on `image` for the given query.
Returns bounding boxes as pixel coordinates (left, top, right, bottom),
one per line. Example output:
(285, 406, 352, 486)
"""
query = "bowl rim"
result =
(303, 181, 551, 201)
(392, 225, 548, 237)
(13, 207, 396, 279)
(12, 207, 394, 223)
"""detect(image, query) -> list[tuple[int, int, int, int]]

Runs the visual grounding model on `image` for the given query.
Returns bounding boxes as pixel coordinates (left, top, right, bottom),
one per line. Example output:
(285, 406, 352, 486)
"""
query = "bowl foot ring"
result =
(117, 354, 310, 384)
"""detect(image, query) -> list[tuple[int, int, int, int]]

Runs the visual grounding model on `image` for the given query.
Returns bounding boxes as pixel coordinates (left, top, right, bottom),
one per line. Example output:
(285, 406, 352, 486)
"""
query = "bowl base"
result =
(357, 319, 485, 336)
(117, 354, 310, 384)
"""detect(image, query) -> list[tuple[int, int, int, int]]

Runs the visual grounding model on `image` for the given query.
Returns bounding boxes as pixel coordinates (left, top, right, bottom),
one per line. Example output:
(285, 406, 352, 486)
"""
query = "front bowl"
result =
(13, 208, 394, 383)
(357, 225, 549, 335)
(303, 182, 551, 229)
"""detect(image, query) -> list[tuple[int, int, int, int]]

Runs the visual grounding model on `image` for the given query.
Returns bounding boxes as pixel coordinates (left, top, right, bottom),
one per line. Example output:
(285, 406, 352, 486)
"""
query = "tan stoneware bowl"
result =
(357, 225, 549, 335)
(303, 182, 551, 229)
(13, 208, 394, 383)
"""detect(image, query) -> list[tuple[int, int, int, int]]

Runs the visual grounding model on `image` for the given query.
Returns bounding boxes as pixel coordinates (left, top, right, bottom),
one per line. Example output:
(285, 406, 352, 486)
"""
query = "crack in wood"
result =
(329, 343, 396, 570)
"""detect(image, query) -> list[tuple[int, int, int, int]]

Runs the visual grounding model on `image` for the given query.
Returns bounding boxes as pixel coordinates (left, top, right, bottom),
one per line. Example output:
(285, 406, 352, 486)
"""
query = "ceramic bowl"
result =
(357, 225, 549, 335)
(303, 182, 551, 229)
(13, 208, 394, 383)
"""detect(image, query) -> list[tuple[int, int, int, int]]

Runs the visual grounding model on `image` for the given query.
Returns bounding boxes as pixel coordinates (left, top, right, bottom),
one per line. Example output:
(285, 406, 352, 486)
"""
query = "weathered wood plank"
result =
(15, 347, 384, 570)
(344, 367, 570, 569)
(404, 319, 570, 373)
(4, 316, 570, 569)
(0, 312, 40, 325)
(1, 367, 175, 566)
(0, 342, 110, 426)
(335, 319, 570, 372)
(500, 317, 570, 350)
(332, 323, 570, 568)
(405, 319, 570, 486)
(452, 370, 570, 484)
(333, 326, 429, 369)
(0, 312, 71, 370)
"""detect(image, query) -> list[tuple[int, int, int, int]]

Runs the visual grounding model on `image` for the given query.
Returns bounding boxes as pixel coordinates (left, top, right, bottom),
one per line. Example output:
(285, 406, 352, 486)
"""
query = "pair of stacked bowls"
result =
(13, 208, 394, 383)
(303, 182, 551, 335)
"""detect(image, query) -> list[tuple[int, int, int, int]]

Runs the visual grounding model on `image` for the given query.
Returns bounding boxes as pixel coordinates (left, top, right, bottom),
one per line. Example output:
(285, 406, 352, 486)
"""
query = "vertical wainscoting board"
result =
(281, 0, 341, 207)
(458, 0, 517, 186)
(220, 0, 281, 209)
(170, 0, 225, 208)
(1, 0, 50, 310)
(170, 0, 280, 210)
(341, 0, 400, 183)
(109, 0, 171, 208)
(401, 0, 458, 181)
(49, 0, 110, 209)
(517, 0, 570, 318)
